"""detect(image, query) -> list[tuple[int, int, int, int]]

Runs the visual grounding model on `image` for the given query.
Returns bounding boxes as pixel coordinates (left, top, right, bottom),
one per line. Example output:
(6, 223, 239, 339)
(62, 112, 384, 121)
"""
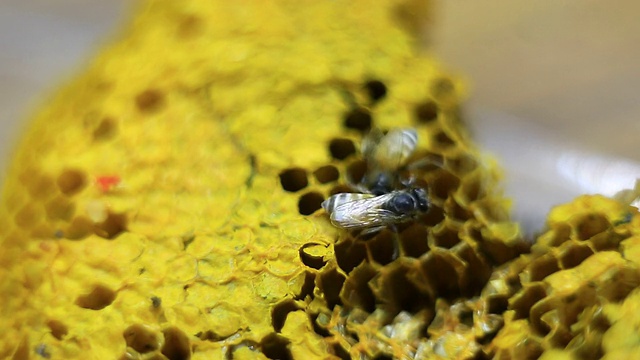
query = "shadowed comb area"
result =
(2, 0, 640, 359)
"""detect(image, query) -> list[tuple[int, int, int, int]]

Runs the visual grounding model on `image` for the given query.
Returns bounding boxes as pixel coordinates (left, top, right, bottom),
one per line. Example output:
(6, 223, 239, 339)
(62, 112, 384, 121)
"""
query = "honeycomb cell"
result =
(46, 320, 68, 340)
(411, 249, 467, 300)
(334, 237, 367, 274)
(316, 266, 346, 308)
(299, 243, 329, 270)
(279, 168, 308, 192)
(329, 138, 357, 160)
(56, 169, 87, 196)
(370, 258, 431, 313)
(312, 165, 339, 184)
(135, 88, 166, 113)
(75, 284, 116, 310)
(345, 160, 367, 185)
(94, 211, 127, 239)
(364, 80, 387, 103)
(25, 173, 57, 199)
(575, 213, 610, 240)
(161, 327, 191, 360)
(92, 116, 118, 141)
(510, 282, 547, 320)
(343, 107, 373, 132)
(64, 216, 93, 240)
(340, 263, 376, 312)
(260, 333, 292, 360)
(558, 242, 594, 269)
(413, 100, 439, 123)
(123, 324, 160, 354)
(398, 224, 429, 258)
(523, 253, 560, 283)
(151, 296, 162, 308)
(444, 154, 479, 176)
(14, 203, 43, 229)
(44, 196, 75, 221)
(297, 192, 324, 216)
(429, 170, 460, 201)
(366, 230, 399, 265)
(433, 131, 456, 148)
(272, 299, 302, 332)
(429, 221, 460, 249)
(176, 14, 203, 39)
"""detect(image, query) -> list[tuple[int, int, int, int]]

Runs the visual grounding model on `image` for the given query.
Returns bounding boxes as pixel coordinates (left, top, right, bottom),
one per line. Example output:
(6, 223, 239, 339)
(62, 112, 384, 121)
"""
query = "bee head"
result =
(410, 187, 429, 212)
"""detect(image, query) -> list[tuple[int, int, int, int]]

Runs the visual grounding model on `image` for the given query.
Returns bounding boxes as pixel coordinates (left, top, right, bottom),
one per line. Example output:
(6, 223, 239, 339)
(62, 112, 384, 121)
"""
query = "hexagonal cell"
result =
(56, 169, 87, 196)
(589, 230, 626, 251)
(13, 203, 43, 229)
(411, 250, 467, 300)
(453, 242, 492, 295)
(575, 213, 610, 240)
(45, 195, 75, 221)
(75, 284, 116, 310)
(298, 192, 324, 216)
(299, 243, 330, 270)
(46, 320, 68, 340)
(414, 100, 439, 124)
(279, 168, 309, 192)
(365, 230, 399, 265)
(334, 237, 368, 274)
(429, 170, 460, 202)
(363, 80, 387, 103)
(522, 253, 560, 283)
(272, 299, 302, 332)
(24, 173, 57, 199)
(343, 107, 373, 132)
(370, 259, 431, 314)
(510, 282, 547, 321)
(345, 160, 367, 185)
(340, 263, 377, 312)
(429, 221, 461, 249)
(558, 242, 594, 270)
(261, 333, 292, 360)
(444, 154, 479, 176)
(433, 131, 456, 149)
(65, 216, 94, 240)
(161, 327, 191, 360)
(443, 197, 472, 223)
(312, 165, 339, 184)
(329, 138, 357, 160)
(123, 324, 161, 354)
(94, 211, 127, 239)
(398, 224, 430, 258)
(92, 116, 118, 141)
(316, 266, 346, 309)
(135, 88, 166, 113)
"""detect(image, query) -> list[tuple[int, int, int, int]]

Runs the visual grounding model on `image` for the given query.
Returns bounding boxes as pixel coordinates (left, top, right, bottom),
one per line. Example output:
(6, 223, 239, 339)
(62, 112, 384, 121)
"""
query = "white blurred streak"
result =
(556, 151, 640, 197)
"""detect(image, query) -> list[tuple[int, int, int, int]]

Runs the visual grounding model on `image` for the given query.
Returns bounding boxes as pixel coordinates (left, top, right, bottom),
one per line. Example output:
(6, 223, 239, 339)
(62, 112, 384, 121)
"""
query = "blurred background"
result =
(1, 0, 639, 235)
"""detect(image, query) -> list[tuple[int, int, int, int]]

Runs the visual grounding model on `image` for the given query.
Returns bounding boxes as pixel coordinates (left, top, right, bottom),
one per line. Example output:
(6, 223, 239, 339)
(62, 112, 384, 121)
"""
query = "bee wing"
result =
(329, 193, 402, 229)
(322, 193, 376, 213)
(374, 128, 418, 170)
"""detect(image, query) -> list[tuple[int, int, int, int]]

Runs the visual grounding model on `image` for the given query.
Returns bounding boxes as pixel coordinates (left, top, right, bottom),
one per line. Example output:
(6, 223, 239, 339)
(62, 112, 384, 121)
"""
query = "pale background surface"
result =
(1, 0, 639, 235)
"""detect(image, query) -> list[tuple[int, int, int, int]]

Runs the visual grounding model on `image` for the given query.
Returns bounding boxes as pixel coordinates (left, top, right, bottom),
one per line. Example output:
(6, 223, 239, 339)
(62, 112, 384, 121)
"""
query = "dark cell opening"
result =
(434, 131, 456, 147)
(299, 243, 329, 270)
(271, 299, 301, 332)
(343, 107, 373, 132)
(93, 117, 118, 141)
(161, 327, 191, 360)
(316, 267, 346, 309)
(57, 169, 87, 196)
(346, 160, 367, 185)
(95, 211, 127, 239)
(75, 284, 116, 310)
(364, 80, 388, 103)
(135, 89, 166, 113)
(260, 333, 292, 360)
(123, 324, 159, 354)
(298, 192, 324, 215)
(329, 138, 356, 160)
(279, 168, 308, 192)
(312, 165, 339, 184)
(46, 320, 68, 340)
(414, 100, 439, 123)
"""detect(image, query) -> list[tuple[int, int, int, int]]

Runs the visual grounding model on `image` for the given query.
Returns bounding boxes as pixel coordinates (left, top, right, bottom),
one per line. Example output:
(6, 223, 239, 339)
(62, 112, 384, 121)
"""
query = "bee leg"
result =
(359, 226, 386, 236)
(389, 224, 401, 260)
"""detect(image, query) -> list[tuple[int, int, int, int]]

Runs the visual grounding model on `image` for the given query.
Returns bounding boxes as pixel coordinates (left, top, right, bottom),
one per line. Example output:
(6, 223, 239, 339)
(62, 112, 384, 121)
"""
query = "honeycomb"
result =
(2, 0, 640, 359)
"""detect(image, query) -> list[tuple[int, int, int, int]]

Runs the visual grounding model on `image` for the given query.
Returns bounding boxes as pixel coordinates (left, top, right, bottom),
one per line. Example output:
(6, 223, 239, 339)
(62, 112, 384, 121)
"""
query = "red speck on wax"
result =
(96, 175, 121, 192)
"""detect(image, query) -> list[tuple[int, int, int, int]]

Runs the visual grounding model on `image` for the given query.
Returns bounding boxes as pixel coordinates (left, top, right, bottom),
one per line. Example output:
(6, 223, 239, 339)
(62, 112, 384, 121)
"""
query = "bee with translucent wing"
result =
(322, 187, 430, 235)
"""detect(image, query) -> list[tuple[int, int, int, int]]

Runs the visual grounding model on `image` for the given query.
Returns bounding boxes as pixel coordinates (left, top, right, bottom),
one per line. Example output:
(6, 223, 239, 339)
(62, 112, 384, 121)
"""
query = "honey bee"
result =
(322, 187, 429, 235)
(357, 128, 418, 195)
